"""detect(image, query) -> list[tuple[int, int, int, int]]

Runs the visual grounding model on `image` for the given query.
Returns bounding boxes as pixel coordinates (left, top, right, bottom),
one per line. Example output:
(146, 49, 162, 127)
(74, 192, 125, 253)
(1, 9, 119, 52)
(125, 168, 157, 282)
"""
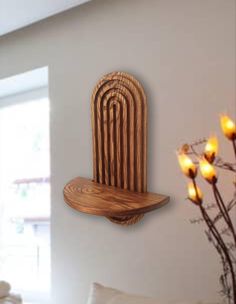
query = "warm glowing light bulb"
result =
(204, 136, 218, 163)
(188, 182, 203, 205)
(199, 158, 217, 183)
(177, 153, 197, 178)
(220, 115, 236, 140)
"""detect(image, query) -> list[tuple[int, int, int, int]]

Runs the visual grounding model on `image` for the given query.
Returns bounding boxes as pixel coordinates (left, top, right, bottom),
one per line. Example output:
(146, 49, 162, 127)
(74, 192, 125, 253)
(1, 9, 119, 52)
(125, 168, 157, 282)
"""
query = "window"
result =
(0, 77, 50, 304)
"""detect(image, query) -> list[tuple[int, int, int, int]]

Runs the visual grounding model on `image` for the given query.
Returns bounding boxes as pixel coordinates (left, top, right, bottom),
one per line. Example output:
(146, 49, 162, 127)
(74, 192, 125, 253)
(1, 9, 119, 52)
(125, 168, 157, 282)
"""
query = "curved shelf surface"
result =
(64, 177, 169, 217)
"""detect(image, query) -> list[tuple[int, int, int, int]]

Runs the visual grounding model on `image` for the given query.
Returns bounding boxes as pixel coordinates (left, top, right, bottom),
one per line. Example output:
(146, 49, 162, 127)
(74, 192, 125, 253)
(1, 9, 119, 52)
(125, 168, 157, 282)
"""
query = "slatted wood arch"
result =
(91, 71, 147, 224)
(64, 72, 169, 225)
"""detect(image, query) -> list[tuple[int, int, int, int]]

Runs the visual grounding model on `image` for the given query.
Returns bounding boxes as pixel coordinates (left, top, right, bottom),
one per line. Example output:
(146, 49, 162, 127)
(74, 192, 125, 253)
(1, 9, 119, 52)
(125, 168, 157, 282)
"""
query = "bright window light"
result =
(0, 98, 50, 304)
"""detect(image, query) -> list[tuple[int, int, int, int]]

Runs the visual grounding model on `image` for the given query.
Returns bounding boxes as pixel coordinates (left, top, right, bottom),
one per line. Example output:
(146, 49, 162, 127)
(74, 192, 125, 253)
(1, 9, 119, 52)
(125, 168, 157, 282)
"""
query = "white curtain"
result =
(0, 202, 4, 271)
(0, 114, 4, 272)
(0, 110, 11, 274)
(0, 172, 8, 273)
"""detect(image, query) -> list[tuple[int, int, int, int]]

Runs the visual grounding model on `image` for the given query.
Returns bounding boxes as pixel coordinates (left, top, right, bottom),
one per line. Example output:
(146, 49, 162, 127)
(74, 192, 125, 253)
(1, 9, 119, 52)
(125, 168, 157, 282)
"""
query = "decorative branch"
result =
(177, 114, 236, 304)
(212, 183, 236, 245)
(232, 141, 236, 160)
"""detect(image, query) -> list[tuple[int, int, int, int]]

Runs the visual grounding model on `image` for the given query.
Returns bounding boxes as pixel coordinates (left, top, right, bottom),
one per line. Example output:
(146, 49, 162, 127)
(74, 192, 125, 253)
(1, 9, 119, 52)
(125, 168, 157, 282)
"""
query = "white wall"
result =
(0, 0, 235, 303)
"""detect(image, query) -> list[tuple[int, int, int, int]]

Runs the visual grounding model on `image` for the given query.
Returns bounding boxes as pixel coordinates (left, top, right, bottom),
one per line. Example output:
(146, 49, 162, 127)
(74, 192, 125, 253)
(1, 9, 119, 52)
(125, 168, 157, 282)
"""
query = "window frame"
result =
(0, 84, 51, 304)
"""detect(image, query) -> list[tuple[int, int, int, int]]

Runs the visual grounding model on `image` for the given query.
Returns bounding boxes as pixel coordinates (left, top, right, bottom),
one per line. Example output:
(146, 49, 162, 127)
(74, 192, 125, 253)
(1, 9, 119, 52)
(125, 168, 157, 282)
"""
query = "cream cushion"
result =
(109, 293, 161, 304)
(87, 283, 122, 304)
(87, 283, 163, 304)
(87, 283, 216, 304)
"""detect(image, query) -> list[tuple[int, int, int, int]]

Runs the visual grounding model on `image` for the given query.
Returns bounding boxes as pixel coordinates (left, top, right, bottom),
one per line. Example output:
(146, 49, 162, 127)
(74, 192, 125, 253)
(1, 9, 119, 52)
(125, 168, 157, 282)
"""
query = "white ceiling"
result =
(0, 0, 91, 36)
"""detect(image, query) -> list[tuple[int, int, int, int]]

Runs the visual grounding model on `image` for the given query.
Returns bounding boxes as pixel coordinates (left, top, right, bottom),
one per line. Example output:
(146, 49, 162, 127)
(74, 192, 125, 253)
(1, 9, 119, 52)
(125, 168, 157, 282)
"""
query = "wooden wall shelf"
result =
(64, 177, 169, 219)
(63, 72, 169, 225)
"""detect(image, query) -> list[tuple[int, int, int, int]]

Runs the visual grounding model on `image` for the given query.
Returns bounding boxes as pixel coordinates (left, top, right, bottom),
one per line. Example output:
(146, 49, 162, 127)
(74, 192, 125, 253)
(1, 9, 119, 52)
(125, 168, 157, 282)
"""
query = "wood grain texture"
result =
(91, 72, 147, 224)
(63, 72, 169, 226)
(91, 72, 147, 191)
(64, 177, 169, 218)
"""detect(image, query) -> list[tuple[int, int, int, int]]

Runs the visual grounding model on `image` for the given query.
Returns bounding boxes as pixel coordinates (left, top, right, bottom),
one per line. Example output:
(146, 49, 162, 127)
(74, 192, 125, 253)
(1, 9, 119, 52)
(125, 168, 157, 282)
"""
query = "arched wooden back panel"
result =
(64, 72, 168, 225)
(91, 72, 147, 225)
